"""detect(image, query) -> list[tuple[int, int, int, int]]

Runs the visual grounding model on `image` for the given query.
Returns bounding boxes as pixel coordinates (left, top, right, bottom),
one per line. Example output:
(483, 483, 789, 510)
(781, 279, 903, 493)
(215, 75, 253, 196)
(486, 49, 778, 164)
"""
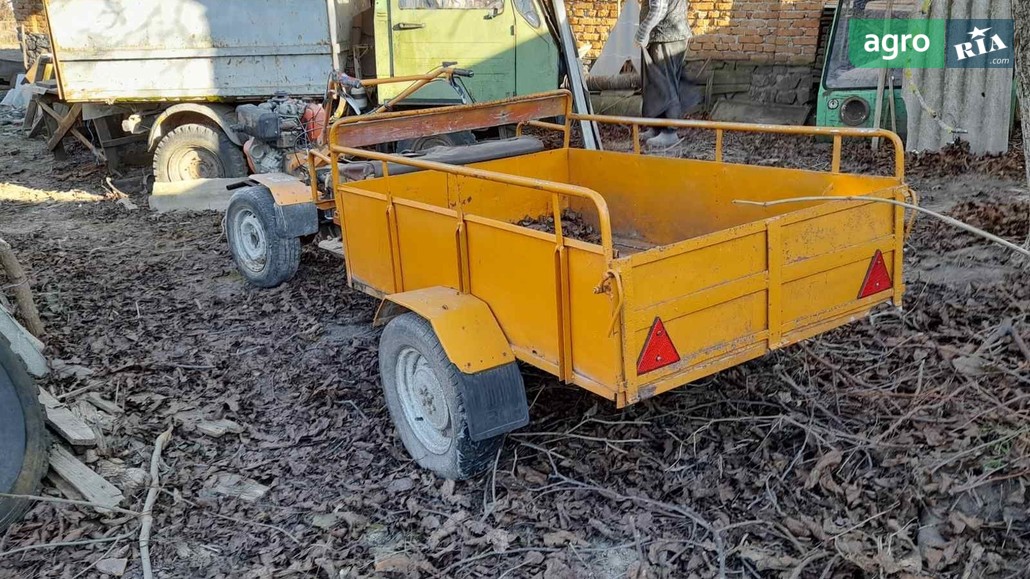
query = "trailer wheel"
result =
(379, 313, 518, 480)
(0, 334, 48, 531)
(153, 123, 248, 182)
(226, 186, 300, 288)
(396, 130, 475, 153)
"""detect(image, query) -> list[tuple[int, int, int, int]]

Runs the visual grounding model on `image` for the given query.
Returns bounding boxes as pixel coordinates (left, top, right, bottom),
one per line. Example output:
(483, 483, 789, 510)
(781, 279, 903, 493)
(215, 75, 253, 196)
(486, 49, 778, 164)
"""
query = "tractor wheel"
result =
(396, 130, 475, 153)
(153, 123, 248, 182)
(226, 186, 300, 288)
(0, 334, 48, 531)
(379, 313, 521, 480)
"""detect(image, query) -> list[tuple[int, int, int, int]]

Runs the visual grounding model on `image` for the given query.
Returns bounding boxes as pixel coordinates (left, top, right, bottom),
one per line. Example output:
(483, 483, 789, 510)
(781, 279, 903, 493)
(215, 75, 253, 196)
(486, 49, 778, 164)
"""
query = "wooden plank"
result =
(84, 392, 123, 415)
(38, 388, 98, 447)
(48, 445, 124, 509)
(331, 92, 570, 149)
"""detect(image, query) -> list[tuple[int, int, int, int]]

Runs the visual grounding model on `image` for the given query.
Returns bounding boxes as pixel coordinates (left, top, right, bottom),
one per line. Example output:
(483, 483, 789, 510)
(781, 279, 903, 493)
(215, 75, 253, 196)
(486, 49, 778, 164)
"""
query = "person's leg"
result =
(644, 41, 685, 148)
(639, 48, 658, 140)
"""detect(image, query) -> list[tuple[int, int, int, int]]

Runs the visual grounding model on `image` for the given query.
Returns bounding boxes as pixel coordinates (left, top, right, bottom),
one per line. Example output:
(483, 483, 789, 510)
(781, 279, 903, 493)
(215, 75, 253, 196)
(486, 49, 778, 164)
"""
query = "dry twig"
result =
(733, 195, 1030, 259)
(139, 427, 173, 579)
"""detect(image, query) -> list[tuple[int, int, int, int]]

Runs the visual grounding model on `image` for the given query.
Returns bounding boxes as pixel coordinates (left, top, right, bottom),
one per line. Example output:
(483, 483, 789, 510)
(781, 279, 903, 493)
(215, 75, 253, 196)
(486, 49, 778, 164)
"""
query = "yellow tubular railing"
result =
(329, 144, 616, 262)
(568, 113, 907, 182)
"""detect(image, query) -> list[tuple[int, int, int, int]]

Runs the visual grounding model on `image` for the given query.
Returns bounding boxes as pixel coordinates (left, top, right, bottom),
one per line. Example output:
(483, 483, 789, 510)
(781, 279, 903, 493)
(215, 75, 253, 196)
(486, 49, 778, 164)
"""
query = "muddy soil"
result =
(1, 104, 1029, 578)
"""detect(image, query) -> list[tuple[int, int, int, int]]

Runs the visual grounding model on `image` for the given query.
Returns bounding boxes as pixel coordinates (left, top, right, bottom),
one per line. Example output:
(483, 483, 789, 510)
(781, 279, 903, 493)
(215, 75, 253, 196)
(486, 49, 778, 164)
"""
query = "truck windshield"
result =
(823, 0, 918, 90)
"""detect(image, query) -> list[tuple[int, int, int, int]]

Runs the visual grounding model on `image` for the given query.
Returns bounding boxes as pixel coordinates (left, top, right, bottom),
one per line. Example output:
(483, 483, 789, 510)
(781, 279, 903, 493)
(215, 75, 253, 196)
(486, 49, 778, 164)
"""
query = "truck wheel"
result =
(226, 186, 300, 288)
(396, 130, 475, 153)
(153, 123, 248, 182)
(379, 313, 519, 480)
(0, 334, 48, 531)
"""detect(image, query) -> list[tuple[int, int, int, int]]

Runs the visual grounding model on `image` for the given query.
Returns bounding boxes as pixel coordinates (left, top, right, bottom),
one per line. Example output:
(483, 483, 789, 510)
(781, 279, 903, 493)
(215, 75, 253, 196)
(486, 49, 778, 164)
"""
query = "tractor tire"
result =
(379, 312, 521, 480)
(153, 123, 248, 182)
(226, 186, 301, 288)
(0, 334, 48, 531)
(396, 130, 476, 154)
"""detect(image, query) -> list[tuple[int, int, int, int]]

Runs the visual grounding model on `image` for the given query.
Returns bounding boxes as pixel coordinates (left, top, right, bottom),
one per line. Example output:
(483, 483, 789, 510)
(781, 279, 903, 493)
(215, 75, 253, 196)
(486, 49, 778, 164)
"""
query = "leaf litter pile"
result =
(1, 116, 1029, 578)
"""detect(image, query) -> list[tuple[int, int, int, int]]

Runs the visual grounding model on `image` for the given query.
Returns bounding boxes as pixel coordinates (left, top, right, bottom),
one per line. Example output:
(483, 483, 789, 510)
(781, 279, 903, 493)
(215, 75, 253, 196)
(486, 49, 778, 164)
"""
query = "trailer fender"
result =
(247, 173, 318, 238)
(375, 287, 515, 374)
(148, 104, 243, 150)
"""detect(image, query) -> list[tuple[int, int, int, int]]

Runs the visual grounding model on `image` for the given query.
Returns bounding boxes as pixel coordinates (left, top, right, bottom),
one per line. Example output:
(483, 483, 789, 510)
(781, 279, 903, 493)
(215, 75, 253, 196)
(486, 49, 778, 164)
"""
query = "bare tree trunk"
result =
(1016, 7, 1030, 188)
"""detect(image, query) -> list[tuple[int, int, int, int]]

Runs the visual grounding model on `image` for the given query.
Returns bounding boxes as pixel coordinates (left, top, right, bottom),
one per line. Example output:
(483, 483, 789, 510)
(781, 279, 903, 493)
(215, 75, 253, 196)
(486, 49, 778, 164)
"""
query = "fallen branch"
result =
(0, 238, 44, 337)
(139, 427, 173, 579)
(0, 492, 140, 517)
(0, 530, 136, 559)
(733, 195, 1030, 259)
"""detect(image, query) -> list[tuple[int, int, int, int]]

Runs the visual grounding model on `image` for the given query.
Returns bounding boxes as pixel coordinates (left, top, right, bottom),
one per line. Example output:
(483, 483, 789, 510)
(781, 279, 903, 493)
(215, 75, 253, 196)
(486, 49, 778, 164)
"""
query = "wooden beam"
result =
(44, 102, 83, 152)
(49, 445, 124, 510)
(38, 388, 97, 447)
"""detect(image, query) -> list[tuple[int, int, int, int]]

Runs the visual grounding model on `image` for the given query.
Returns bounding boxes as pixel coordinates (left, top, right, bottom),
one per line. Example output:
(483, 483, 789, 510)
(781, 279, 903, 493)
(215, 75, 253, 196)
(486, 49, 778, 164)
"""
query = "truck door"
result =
(376, 0, 517, 103)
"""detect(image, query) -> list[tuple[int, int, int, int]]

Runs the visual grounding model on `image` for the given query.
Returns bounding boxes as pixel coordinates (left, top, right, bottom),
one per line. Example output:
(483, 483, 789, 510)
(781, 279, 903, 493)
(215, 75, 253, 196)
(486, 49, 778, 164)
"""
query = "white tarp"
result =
(590, 0, 642, 77)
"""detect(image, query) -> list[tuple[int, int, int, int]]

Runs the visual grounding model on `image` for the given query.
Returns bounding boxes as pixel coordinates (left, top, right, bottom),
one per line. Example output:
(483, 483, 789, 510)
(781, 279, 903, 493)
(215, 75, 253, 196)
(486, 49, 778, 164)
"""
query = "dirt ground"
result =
(0, 105, 1028, 579)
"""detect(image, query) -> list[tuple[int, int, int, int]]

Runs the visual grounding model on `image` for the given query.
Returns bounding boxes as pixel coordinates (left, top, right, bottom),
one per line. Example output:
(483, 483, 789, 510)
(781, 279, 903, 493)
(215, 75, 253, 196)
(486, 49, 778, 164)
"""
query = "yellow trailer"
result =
(225, 89, 913, 479)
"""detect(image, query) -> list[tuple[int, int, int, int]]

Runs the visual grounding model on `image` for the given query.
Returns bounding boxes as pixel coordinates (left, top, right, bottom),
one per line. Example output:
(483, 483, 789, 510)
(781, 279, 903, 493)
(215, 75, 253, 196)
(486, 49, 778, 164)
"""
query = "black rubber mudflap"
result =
(459, 363, 529, 441)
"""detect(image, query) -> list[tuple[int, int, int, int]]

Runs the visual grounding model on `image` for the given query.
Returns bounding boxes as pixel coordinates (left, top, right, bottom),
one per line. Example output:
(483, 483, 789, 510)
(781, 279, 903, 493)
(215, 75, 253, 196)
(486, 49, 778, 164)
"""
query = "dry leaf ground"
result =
(1, 106, 1028, 578)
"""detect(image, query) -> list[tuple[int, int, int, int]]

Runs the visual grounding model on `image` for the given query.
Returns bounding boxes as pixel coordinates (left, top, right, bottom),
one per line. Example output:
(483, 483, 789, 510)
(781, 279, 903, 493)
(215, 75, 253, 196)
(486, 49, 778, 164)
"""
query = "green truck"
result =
(815, 0, 910, 136)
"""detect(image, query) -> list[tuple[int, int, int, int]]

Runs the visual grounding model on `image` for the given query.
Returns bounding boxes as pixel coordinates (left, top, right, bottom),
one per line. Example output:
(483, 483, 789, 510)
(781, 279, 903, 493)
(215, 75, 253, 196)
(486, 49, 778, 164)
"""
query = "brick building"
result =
(8, 0, 826, 106)
(10, 0, 48, 67)
(570, 0, 827, 106)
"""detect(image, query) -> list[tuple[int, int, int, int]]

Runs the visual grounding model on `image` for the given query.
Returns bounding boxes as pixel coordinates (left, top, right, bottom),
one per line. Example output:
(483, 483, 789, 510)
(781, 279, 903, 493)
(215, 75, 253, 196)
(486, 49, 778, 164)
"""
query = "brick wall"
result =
(10, 0, 47, 67)
(569, 0, 822, 65)
(0, 1, 17, 48)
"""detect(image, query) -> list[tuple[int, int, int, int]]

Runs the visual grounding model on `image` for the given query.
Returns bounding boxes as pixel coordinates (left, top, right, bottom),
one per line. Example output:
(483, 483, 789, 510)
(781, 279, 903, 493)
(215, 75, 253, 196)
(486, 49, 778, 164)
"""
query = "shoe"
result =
(638, 127, 658, 140)
(646, 130, 681, 149)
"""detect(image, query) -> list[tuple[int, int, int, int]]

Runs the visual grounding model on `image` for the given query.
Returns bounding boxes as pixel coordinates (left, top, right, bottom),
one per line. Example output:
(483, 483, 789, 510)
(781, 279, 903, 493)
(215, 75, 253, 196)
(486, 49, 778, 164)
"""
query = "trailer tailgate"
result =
(616, 188, 906, 404)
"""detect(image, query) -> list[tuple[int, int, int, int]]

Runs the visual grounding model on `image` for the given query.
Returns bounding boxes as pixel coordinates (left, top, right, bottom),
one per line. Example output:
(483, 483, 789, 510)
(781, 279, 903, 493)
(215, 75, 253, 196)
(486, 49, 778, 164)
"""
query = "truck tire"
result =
(153, 123, 248, 182)
(379, 312, 519, 480)
(0, 334, 48, 531)
(226, 186, 301, 288)
(396, 130, 475, 153)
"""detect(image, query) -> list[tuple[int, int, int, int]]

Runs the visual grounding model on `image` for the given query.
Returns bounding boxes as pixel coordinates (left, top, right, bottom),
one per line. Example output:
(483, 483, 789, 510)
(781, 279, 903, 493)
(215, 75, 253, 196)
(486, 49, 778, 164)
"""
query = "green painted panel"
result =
(514, 0, 560, 95)
(377, 0, 517, 103)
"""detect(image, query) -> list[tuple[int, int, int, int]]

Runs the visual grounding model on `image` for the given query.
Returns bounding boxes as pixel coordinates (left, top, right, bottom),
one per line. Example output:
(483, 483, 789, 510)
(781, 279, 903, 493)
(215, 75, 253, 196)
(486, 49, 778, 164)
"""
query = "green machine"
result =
(816, 0, 911, 136)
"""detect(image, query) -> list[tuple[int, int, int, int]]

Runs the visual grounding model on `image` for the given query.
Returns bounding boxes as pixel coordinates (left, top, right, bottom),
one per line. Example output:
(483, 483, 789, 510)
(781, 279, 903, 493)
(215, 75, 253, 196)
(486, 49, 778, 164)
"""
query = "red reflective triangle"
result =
(636, 317, 681, 375)
(858, 250, 892, 299)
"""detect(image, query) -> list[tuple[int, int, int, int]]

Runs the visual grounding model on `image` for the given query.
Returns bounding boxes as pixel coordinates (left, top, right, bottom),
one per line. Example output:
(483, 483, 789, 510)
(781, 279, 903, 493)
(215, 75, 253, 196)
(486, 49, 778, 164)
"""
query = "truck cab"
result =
(373, 0, 560, 104)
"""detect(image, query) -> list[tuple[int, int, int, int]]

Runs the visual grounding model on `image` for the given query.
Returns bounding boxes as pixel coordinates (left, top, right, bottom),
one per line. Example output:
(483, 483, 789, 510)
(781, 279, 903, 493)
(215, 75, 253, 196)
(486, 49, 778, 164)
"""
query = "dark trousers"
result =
(642, 39, 696, 122)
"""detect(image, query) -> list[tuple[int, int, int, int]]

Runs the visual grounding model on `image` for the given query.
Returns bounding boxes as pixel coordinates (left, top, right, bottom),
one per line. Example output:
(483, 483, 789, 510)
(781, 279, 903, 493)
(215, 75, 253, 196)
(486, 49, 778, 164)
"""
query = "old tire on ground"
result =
(396, 130, 475, 153)
(226, 186, 300, 288)
(152, 123, 248, 182)
(379, 312, 519, 480)
(0, 334, 48, 531)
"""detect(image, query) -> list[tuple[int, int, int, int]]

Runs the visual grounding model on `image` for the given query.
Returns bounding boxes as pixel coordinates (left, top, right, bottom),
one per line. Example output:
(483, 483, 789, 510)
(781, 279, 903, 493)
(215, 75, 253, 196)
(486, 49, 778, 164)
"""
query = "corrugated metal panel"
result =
(903, 0, 1013, 154)
(46, 0, 334, 102)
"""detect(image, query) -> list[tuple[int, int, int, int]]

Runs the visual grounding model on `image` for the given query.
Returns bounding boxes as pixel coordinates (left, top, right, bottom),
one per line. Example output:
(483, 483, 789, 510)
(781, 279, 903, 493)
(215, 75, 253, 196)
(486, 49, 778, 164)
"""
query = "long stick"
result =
(139, 428, 173, 579)
(733, 195, 1030, 258)
(0, 238, 44, 337)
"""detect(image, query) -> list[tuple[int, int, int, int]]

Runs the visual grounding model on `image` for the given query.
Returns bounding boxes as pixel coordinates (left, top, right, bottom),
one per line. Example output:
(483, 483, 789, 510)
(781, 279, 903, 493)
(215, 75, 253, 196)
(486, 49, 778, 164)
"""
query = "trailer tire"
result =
(396, 130, 475, 153)
(379, 313, 517, 480)
(153, 123, 248, 182)
(226, 186, 301, 288)
(0, 334, 49, 531)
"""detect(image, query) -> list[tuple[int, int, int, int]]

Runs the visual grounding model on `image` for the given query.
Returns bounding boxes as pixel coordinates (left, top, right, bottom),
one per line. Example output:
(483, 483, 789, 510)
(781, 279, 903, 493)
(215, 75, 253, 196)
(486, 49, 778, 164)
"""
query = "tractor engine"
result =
(234, 92, 325, 175)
